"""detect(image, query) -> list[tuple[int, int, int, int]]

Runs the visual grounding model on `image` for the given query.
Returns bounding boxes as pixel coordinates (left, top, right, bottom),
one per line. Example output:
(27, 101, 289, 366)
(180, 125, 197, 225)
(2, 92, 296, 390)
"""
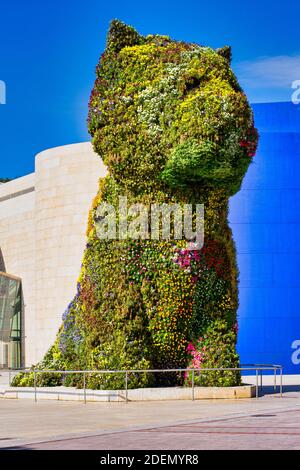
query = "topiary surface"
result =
(13, 20, 258, 389)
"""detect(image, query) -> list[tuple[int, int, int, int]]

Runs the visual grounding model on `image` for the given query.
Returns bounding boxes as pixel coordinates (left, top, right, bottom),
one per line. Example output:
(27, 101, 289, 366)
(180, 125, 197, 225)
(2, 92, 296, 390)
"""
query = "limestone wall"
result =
(0, 174, 36, 364)
(0, 142, 107, 366)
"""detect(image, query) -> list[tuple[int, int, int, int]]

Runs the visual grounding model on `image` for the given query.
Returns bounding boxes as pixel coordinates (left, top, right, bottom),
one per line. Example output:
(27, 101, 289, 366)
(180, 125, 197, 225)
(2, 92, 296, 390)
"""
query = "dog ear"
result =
(106, 19, 144, 53)
(216, 46, 232, 64)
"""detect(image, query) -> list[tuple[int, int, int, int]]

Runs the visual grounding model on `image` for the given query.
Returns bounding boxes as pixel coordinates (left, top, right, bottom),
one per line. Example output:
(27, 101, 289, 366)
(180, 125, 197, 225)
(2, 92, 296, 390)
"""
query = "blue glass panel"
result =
(230, 190, 281, 224)
(240, 133, 300, 190)
(273, 254, 300, 287)
(230, 101, 300, 374)
(281, 190, 300, 223)
(237, 253, 274, 288)
(237, 316, 266, 354)
(252, 102, 300, 133)
(238, 287, 300, 319)
(231, 223, 300, 255)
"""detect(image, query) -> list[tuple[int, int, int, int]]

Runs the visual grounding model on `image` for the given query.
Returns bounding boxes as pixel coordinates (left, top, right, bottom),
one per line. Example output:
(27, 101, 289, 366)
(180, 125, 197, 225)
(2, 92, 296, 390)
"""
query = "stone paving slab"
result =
(1, 390, 300, 450)
(7, 406, 300, 450)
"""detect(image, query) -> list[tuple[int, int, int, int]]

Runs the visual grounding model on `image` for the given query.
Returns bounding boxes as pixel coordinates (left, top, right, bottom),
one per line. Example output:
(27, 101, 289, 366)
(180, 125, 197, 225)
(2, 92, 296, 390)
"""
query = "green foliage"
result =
(185, 319, 241, 387)
(161, 139, 235, 187)
(11, 341, 65, 387)
(216, 46, 232, 64)
(88, 20, 257, 196)
(15, 20, 258, 390)
(106, 19, 144, 54)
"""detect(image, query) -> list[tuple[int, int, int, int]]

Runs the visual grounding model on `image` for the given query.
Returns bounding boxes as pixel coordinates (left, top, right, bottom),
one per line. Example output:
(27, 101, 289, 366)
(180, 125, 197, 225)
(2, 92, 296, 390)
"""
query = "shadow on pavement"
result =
(259, 384, 300, 396)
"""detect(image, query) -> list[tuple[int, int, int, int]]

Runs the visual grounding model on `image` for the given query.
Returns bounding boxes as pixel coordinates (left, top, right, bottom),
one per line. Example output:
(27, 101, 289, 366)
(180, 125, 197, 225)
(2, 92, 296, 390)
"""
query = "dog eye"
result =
(184, 77, 201, 94)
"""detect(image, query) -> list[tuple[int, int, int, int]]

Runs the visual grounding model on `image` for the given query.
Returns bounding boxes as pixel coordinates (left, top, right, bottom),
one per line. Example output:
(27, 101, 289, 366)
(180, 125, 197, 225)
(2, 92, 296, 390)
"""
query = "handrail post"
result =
(83, 372, 86, 404)
(125, 371, 128, 404)
(192, 369, 195, 401)
(260, 369, 263, 392)
(34, 370, 37, 403)
(274, 368, 277, 392)
(280, 367, 283, 398)
(255, 369, 259, 399)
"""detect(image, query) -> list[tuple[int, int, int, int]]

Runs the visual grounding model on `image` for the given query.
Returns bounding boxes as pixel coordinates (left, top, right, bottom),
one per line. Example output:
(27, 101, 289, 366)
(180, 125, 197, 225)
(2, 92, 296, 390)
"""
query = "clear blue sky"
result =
(1, 0, 300, 177)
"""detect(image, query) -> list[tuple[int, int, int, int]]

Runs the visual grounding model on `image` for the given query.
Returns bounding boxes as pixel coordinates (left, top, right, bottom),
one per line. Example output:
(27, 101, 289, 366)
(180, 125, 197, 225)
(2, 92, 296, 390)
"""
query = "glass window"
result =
(0, 272, 23, 369)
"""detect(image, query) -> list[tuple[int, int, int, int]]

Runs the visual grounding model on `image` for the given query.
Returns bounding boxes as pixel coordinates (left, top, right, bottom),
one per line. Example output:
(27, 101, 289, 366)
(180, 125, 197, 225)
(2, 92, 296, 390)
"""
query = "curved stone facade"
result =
(0, 142, 107, 366)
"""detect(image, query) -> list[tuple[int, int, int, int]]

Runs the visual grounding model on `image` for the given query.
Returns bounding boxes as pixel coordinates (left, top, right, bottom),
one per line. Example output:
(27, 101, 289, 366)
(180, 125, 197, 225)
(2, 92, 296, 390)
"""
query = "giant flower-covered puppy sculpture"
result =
(15, 20, 258, 389)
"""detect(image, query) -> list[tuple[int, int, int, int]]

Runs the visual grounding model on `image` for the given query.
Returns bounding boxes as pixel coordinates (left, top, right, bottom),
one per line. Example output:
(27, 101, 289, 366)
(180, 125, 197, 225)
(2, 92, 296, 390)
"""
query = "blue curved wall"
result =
(230, 102, 300, 373)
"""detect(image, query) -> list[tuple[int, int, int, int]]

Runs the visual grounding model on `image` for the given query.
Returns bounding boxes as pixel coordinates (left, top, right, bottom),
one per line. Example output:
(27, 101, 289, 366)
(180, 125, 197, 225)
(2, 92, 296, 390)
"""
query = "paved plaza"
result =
(0, 379, 300, 450)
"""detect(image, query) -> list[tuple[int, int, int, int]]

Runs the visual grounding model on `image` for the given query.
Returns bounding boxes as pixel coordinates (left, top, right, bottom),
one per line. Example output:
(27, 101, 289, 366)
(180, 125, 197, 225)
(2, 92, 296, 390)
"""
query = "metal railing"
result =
(1, 364, 283, 403)
(241, 363, 283, 395)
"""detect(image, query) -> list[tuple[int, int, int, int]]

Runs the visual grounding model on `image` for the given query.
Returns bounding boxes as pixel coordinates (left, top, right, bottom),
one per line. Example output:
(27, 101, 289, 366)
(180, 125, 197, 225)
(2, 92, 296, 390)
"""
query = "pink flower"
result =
(187, 342, 196, 352)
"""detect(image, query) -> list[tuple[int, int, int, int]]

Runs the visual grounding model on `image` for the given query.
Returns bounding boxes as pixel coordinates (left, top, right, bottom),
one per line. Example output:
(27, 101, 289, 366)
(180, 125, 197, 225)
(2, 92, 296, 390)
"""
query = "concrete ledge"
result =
(0, 384, 255, 402)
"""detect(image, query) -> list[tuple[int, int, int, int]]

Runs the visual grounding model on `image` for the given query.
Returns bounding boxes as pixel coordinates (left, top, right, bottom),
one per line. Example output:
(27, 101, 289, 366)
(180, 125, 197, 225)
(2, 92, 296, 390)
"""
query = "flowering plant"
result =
(14, 20, 257, 390)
